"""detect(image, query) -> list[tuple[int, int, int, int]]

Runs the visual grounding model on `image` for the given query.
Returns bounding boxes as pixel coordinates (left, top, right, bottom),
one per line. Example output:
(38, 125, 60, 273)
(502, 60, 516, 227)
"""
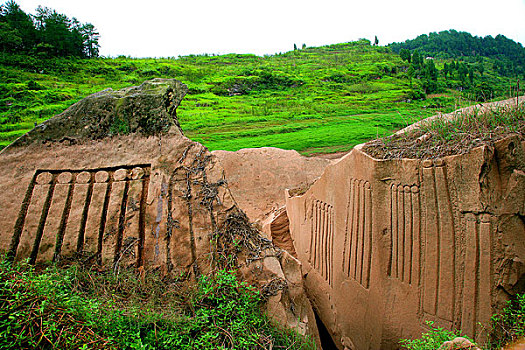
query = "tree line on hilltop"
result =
(389, 30, 525, 78)
(0, 0, 99, 58)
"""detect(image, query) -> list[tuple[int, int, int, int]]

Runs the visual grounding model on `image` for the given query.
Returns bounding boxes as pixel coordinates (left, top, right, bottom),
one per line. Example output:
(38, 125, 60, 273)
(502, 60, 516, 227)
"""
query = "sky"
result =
(10, 0, 525, 58)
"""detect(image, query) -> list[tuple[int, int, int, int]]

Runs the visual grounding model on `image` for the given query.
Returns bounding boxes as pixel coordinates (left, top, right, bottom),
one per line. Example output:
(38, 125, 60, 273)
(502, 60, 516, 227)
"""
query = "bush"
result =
(0, 257, 313, 350)
(490, 294, 525, 348)
(400, 321, 468, 350)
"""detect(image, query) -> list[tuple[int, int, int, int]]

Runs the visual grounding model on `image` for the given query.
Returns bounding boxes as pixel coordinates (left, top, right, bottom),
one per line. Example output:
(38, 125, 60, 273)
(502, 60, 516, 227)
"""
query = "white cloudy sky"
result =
(11, 0, 525, 58)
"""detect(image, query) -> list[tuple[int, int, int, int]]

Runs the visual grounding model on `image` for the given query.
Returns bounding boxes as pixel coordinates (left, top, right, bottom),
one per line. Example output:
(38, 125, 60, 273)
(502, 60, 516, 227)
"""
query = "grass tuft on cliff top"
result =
(363, 100, 525, 159)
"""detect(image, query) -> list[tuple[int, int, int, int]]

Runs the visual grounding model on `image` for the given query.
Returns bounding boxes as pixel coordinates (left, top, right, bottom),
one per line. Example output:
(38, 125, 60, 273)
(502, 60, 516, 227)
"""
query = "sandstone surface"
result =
(285, 97, 525, 349)
(212, 147, 333, 224)
(0, 79, 319, 345)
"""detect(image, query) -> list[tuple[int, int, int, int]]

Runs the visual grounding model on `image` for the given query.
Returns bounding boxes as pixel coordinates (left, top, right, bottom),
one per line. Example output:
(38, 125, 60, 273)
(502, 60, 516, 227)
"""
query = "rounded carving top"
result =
(113, 168, 128, 181)
(36, 172, 53, 185)
(77, 171, 91, 183)
(57, 172, 73, 184)
(131, 167, 145, 180)
(95, 171, 109, 183)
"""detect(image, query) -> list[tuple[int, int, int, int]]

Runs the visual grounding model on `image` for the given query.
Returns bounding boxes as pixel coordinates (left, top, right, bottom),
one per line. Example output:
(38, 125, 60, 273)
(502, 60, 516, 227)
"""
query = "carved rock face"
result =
(286, 110, 525, 349)
(0, 79, 320, 345)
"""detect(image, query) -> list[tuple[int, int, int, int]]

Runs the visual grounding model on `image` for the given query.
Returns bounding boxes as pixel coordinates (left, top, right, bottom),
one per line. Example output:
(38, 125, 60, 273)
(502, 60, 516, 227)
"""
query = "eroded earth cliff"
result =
(0, 79, 320, 346)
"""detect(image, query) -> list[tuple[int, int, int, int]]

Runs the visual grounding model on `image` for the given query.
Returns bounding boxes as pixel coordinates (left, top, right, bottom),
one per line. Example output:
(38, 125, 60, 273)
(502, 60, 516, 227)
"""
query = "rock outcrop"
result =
(285, 98, 525, 349)
(0, 79, 319, 346)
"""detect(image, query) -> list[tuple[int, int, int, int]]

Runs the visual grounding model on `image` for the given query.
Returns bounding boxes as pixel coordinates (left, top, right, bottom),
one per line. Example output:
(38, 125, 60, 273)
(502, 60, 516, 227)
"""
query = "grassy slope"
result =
(0, 40, 517, 154)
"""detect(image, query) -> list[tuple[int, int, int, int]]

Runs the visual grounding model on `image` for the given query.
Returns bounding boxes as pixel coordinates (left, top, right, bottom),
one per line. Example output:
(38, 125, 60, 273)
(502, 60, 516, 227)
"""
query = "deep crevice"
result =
(313, 308, 339, 350)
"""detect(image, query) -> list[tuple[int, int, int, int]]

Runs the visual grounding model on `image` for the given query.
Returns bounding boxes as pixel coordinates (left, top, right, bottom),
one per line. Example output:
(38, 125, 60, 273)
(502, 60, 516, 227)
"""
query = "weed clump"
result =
(363, 101, 525, 159)
(0, 256, 313, 349)
(400, 294, 525, 349)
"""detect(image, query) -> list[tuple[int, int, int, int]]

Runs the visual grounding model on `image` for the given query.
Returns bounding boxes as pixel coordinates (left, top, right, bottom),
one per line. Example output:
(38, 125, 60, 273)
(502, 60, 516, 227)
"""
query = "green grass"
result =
(0, 257, 313, 349)
(0, 40, 519, 153)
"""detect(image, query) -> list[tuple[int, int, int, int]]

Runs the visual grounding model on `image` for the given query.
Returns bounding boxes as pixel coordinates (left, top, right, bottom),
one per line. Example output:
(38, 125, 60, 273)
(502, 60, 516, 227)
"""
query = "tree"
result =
(0, 1, 99, 58)
(1, 0, 37, 50)
(412, 50, 423, 68)
(294, 43, 297, 51)
(400, 48, 411, 63)
(443, 62, 449, 79)
(468, 66, 474, 85)
(422, 59, 438, 93)
(301, 43, 306, 50)
(374, 35, 379, 46)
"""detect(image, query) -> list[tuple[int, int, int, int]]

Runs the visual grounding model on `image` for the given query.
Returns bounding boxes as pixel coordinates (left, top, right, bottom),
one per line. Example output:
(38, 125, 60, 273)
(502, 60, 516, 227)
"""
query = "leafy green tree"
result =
(422, 59, 438, 93)
(0, 1, 99, 58)
(0, 22, 22, 52)
(412, 50, 423, 68)
(374, 35, 379, 46)
(477, 62, 484, 76)
(400, 48, 411, 62)
(468, 66, 474, 84)
(80, 23, 99, 58)
(1, 0, 36, 50)
(457, 62, 468, 84)
(443, 62, 449, 79)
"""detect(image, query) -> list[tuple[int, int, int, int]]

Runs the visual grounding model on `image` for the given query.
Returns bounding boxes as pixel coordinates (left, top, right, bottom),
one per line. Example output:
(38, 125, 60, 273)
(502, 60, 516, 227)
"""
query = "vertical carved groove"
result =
(423, 161, 439, 315)
(343, 179, 355, 273)
(97, 173, 113, 265)
(357, 181, 365, 284)
(477, 215, 492, 338)
(328, 207, 334, 286)
(435, 162, 455, 321)
(114, 177, 130, 265)
(77, 173, 95, 253)
(309, 201, 315, 264)
(397, 185, 405, 282)
(363, 182, 372, 288)
(29, 174, 57, 264)
(316, 201, 322, 269)
(462, 214, 478, 337)
(137, 168, 150, 268)
(351, 181, 361, 279)
(9, 172, 38, 260)
(53, 177, 76, 262)
(404, 186, 412, 284)
(391, 184, 398, 278)
(166, 178, 174, 271)
(321, 203, 327, 279)
(411, 186, 421, 286)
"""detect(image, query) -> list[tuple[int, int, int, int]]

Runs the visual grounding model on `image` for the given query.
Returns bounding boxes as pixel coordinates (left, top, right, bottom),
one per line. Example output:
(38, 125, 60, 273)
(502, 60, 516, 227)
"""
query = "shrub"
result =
(400, 321, 468, 350)
(0, 257, 313, 350)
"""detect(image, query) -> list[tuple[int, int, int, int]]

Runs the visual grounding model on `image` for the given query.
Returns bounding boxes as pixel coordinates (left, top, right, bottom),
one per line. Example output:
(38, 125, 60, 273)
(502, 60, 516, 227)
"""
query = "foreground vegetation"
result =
(1, 32, 523, 154)
(401, 294, 525, 349)
(0, 258, 313, 349)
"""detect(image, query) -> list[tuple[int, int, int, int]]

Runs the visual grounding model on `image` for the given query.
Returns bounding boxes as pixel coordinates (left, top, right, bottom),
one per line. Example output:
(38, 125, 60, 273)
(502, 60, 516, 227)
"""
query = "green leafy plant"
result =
(0, 256, 313, 349)
(400, 321, 468, 350)
(489, 294, 525, 348)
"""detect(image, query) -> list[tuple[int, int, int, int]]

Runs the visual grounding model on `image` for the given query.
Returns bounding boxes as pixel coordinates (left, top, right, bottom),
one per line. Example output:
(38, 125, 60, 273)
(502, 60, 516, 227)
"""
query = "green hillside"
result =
(0, 38, 521, 154)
